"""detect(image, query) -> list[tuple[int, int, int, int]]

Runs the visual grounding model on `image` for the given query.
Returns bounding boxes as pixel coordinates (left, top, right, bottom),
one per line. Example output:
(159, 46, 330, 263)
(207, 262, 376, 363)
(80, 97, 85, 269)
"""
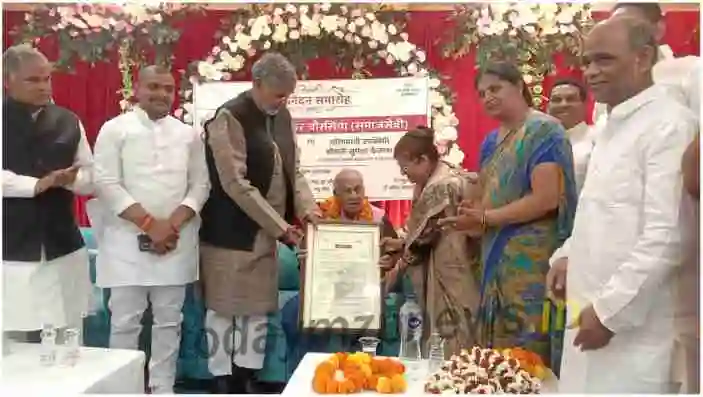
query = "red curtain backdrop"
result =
(3, 9, 700, 227)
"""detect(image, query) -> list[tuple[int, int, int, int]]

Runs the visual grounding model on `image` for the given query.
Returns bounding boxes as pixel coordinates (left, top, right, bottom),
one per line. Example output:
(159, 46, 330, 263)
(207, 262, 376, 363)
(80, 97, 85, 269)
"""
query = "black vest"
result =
(200, 90, 297, 251)
(2, 98, 85, 262)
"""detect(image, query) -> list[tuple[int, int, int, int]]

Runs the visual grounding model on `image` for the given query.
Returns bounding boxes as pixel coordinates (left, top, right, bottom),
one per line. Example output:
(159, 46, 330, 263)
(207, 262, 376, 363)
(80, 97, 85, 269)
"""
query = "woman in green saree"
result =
(382, 126, 481, 357)
(446, 63, 578, 374)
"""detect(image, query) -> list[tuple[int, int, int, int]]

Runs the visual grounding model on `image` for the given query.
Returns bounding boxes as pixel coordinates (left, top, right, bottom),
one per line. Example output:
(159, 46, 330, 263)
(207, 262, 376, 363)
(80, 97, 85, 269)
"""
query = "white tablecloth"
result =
(282, 352, 558, 395)
(1, 343, 145, 394)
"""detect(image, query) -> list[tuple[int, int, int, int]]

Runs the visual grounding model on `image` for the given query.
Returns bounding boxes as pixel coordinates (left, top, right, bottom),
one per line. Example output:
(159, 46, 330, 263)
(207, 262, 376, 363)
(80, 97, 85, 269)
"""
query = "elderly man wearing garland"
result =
(281, 168, 400, 370)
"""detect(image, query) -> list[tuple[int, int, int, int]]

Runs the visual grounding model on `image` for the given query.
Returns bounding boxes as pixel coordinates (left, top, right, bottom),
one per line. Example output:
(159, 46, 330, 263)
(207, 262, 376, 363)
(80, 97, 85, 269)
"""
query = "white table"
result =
(1, 343, 146, 394)
(283, 352, 558, 395)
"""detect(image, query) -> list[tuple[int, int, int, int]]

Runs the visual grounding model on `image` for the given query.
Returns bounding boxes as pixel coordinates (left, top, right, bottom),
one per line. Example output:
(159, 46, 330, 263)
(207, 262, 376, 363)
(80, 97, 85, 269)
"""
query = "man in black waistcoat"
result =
(2, 44, 94, 342)
(199, 52, 319, 393)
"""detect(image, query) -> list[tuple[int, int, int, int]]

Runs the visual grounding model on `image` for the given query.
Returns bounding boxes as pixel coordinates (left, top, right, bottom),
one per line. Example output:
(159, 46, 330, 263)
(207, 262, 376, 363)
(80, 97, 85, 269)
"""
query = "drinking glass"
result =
(39, 323, 57, 366)
(60, 327, 81, 366)
(358, 336, 381, 356)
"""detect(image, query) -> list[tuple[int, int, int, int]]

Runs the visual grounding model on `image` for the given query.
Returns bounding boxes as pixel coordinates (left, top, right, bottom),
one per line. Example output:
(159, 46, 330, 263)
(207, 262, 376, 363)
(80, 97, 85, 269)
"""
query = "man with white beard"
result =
(547, 17, 697, 393)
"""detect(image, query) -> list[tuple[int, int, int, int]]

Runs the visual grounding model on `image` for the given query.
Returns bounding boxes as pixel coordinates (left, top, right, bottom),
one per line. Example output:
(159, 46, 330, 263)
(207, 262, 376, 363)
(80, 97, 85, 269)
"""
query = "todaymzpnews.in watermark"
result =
(186, 300, 577, 359)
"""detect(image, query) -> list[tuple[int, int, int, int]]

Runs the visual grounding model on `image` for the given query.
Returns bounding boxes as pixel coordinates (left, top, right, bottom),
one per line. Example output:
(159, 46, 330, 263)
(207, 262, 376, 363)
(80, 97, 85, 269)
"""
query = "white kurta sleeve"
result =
(2, 170, 39, 198)
(592, 114, 697, 333)
(68, 121, 95, 195)
(684, 60, 700, 118)
(93, 120, 138, 216)
(179, 128, 210, 212)
(549, 237, 572, 267)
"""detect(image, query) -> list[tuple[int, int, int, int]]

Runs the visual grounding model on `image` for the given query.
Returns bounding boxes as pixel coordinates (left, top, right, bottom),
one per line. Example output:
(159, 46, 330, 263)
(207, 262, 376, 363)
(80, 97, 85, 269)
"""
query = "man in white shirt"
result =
(547, 78, 595, 195)
(93, 65, 210, 394)
(2, 44, 94, 340)
(547, 17, 697, 393)
(593, 3, 700, 123)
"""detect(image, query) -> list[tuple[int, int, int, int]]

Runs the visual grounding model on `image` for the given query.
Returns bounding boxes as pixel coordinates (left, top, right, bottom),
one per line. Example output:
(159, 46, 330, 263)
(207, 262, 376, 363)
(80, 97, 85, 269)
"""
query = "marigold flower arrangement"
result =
(312, 352, 407, 394)
(501, 347, 548, 380)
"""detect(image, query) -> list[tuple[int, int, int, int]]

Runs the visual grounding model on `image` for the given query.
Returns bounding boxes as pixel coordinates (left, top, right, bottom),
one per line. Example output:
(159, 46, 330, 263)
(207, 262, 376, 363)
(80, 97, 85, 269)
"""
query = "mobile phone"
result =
(137, 234, 153, 252)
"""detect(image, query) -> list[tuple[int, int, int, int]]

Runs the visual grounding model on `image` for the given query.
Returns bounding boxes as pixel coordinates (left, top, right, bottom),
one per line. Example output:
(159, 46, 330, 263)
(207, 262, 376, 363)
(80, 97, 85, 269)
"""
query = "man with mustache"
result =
(547, 17, 697, 393)
(199, 52, 320, 394)
(93, 65, 210, 393)
(2, 44, 94, 343)
(547, 78, 595, 195)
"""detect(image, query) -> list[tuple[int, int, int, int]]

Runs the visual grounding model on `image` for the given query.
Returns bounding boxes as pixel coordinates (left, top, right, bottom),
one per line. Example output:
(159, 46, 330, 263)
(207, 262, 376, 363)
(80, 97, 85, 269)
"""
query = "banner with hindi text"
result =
(193, 76, 430, 201)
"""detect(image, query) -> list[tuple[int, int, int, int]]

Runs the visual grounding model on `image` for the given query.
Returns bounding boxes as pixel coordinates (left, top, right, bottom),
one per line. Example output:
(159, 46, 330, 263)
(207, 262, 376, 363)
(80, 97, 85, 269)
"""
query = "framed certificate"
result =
(299, 220, 383, 335)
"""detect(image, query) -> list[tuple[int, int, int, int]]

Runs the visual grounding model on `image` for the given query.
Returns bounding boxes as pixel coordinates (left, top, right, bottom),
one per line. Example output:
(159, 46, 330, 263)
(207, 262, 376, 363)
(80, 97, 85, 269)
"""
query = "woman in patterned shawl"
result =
(445, 62, 578, 373)
(382, 126, 481, 356)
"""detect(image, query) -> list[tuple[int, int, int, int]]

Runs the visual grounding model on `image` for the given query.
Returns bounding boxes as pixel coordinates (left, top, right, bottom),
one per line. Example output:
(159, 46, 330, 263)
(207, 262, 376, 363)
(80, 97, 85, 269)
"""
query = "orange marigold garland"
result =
(501, 347, 548, 380)
(312, 352, 407, 394)
(319, 197, 374, 222)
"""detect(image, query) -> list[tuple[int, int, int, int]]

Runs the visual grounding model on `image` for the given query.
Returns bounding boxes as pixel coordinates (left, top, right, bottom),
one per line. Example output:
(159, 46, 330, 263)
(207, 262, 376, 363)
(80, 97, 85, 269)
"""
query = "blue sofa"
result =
(80, 228, 408, 384)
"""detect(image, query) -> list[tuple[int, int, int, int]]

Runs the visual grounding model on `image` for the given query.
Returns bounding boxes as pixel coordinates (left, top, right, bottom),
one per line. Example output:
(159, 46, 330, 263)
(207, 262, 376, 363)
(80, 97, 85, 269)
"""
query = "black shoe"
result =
(210, 375, 232, 394)
(230, 365, 256, 394)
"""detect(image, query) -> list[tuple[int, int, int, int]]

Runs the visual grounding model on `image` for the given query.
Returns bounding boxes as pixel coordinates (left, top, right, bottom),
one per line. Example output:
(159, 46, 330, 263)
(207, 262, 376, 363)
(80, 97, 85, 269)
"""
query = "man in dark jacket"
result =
(2, 44, 93, 341)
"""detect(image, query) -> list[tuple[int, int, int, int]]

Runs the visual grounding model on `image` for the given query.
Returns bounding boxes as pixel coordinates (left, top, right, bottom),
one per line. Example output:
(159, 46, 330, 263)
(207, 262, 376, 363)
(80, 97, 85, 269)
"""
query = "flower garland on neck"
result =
(319, 196, 374, 222)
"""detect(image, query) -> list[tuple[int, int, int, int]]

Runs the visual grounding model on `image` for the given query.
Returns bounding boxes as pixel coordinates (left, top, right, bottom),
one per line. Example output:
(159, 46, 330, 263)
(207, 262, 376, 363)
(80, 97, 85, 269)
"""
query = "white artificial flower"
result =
(197, 62, 223, 81)
(407, 62, 418, 75)
(365, 12, 376, 21)
(321, 15, 338, 32)
(353, 35, 362, 45)
(355, 17, 365, 26)
(300, 14, 321, 37)
(320, 3, 331, 12)
(385, 54, 394, 65)
(289, 29, 301, 40)
(370, 21, 388, 44)
(542, 22, 558, 35)
(263, 40, 271, 50)
(334, 30, 344, 39)
(222, 36, 231, 44)
(368, 40, 378, 49)
(392, 41, 414, 62)
(340, 5, 348, 15)
(387, 24, 397, 36)
(234, 32, 252, 51)
(272, 24, 289, 43)
(445, 148, 465, 167)
(415, 68, 429, 77)
(299, 4, 309, 14)
(274, 7, 284, 16)
(428, 77, 441, 88)
(400, 32, 409, 41)
(429, 90, 444, 107)
(415, 50, 426, 63)
(436, 126, 458, 141)
(360, 25, 372, 38)
(288, 17, 299, 28)
(557, 9, 574, 24)
(347, 22, 356, 32)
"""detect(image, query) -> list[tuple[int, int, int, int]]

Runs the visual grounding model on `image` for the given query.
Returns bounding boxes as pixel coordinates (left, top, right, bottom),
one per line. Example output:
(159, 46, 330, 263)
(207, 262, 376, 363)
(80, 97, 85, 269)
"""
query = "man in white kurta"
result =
(604, 4, 701, 394)
(93, 66, 209, 393)
(548, 18, 698, 393)
(547, 78, 596, 195)
(2, 45, 93, 337)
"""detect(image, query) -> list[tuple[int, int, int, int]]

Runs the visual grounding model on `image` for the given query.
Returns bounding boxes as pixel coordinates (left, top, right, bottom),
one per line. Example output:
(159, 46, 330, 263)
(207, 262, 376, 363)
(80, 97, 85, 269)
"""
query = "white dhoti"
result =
(3, 248, 91, 331)
(205, 309, 268, 375)
(108, 285, 186, 394)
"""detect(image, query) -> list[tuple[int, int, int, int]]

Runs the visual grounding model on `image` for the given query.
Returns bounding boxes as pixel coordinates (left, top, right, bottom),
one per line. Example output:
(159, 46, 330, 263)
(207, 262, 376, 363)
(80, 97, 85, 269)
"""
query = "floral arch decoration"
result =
(444, 3, 592, 108)
(177, 3, 465, 166)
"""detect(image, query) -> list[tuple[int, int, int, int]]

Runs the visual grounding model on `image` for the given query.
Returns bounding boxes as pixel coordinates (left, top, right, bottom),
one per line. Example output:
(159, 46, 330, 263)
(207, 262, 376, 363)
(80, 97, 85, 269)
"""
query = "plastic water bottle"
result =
(427, 332, 445, 374)
(39, 323, 57, 366)
(398, 294, 423, 381)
